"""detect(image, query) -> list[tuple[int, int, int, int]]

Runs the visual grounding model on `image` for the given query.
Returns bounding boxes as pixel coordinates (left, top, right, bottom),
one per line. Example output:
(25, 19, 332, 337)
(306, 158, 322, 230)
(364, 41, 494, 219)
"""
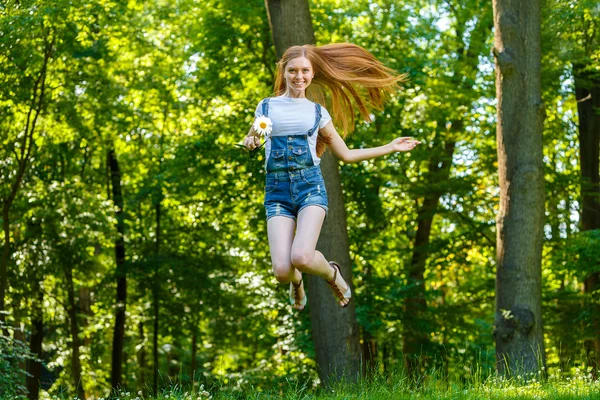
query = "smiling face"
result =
(283, 56, 314, 97)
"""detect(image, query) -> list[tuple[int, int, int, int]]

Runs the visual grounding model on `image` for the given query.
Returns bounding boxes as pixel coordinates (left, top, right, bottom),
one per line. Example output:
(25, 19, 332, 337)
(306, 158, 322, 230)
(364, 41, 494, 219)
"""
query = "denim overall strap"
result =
(261, 98, 270, 117)
(265, 100, 320, 173)
(307, 103, 321, 137)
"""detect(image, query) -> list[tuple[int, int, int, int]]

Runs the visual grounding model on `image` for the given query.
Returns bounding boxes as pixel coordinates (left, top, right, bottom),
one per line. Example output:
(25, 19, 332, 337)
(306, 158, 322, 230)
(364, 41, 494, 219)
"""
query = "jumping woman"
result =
(243, 43, 421, 311)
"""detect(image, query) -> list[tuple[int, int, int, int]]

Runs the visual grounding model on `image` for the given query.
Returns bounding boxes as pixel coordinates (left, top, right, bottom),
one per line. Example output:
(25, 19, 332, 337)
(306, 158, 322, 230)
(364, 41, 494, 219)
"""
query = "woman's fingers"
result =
(243, 135, 262, 150)
(393, 137, 421, 151)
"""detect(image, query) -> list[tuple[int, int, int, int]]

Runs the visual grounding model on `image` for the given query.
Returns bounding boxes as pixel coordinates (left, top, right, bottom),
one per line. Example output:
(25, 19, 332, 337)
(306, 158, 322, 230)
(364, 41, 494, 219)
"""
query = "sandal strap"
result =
(292, 279, 303, 304)
(327, 262, 346, 301)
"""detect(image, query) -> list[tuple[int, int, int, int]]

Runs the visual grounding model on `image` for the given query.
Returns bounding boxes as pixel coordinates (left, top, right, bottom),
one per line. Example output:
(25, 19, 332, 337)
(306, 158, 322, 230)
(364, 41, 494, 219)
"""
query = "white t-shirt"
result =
(254, 96, 332, 166)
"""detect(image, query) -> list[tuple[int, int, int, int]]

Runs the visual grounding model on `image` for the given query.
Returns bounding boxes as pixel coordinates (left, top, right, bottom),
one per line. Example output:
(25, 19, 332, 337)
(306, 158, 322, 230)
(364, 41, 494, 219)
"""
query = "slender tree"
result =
(0, 24, 54, 331)
(492, 0, 546, 375)
(264, 0, 361, 385)
(26, 258, 44, 400)
(64, 260, 86, 400)
(109, 146, 127, 389)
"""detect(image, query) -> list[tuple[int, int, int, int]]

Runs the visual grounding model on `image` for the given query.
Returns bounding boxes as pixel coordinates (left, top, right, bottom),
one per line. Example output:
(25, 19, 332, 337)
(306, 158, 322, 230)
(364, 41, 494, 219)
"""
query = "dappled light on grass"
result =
(39, 367, 600, 400)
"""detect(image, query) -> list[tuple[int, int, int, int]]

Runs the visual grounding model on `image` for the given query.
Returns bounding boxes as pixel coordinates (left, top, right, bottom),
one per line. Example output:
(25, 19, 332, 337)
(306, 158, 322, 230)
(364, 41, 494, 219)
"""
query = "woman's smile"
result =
(284, 56, 314, 97)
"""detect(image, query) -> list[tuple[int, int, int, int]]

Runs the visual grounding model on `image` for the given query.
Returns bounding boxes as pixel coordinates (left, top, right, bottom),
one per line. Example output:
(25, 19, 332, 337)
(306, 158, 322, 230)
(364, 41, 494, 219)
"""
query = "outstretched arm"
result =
(321, 121, 421, 163)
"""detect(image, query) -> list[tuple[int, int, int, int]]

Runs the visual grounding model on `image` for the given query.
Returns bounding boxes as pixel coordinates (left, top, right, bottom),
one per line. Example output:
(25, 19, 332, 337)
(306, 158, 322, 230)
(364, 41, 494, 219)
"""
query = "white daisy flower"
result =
(253, 115, 273, 137)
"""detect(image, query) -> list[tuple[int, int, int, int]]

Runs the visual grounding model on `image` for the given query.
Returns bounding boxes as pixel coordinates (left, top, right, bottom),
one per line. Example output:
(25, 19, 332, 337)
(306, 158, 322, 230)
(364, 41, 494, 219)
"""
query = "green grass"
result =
(58, 370, 600, 400)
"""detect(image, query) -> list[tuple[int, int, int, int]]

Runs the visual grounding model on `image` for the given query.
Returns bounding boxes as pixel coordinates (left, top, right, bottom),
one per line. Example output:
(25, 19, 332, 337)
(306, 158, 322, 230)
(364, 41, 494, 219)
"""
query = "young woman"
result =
(243, 43, 421, 311)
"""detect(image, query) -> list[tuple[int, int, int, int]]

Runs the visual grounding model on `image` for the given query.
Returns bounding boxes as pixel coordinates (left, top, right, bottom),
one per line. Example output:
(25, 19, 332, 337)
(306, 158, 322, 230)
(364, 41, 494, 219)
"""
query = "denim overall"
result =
(262, 98, 329, 221)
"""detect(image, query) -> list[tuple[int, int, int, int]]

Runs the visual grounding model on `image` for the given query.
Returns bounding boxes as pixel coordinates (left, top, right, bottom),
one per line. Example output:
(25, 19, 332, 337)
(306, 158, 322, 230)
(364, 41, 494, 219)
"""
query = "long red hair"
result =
(273, 43, 408, 156)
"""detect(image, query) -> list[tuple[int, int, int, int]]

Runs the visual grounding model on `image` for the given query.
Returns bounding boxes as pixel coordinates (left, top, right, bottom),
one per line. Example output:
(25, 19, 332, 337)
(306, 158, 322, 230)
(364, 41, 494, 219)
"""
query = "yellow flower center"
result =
(259, 122, 267, 129)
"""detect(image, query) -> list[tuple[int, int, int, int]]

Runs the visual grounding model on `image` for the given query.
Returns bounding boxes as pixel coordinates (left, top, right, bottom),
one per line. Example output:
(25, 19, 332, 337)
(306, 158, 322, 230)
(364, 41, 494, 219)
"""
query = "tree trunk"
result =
(492, 0, 546, 376)
(0, 34, 52, 330)
(360, 326, 376, 377)
(153, 287, 159, 394)
(309, 152, 361, 384)
(26, 276, 44, 400)
(403, 140, 456, 374)
(79, 286, 92, 347)
(264, 0, 315, 54)
(109, 147, 127, 390)
(138, 321, 146, 390)
(264, 0, 361, 385)
(65, 263, 86, 400)
(191, 326, 198, 382)
(1, 209, 10, 336)
(573, 63, 600, 371)
(13, 307, 27, 388)
(153, 180, 163, 394)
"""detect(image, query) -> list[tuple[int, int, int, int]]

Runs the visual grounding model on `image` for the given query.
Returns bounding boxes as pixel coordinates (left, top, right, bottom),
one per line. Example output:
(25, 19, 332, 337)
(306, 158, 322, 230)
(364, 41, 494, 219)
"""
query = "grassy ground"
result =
(80, 371, 600, 400)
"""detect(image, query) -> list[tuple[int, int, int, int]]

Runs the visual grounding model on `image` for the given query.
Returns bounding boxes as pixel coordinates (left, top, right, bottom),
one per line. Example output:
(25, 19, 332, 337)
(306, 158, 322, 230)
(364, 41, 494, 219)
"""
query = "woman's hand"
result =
(243, 134, 261, 150)
(388, 137, 421, 152)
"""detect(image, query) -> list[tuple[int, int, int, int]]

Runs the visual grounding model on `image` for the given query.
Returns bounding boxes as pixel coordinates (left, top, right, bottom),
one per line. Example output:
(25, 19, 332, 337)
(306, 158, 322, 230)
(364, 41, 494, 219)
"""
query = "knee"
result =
(272, 262, 294, 283)
(291, 250, 314, 271)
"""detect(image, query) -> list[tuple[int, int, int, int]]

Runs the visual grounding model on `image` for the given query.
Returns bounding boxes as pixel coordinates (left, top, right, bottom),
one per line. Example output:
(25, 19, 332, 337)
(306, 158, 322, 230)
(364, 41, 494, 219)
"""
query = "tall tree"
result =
(109, 146, 127, 389)
(492, 0, 546, 375)
(0, 7, 54, 331)
(26, 256, 44, 400)
(264, 0, 361, 385)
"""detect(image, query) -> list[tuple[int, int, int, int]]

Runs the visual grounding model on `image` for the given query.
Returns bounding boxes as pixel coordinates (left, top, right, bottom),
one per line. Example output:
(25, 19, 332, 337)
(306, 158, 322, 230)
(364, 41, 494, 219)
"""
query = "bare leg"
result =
(291, 206, 349, 306)
(267, 216, 299, 283)
(267, 216, 305, 308)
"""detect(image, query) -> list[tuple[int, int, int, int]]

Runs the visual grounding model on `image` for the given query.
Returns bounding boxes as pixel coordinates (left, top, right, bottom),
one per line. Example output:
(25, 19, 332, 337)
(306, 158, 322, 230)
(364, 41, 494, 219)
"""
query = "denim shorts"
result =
(264, 165, 329, 221)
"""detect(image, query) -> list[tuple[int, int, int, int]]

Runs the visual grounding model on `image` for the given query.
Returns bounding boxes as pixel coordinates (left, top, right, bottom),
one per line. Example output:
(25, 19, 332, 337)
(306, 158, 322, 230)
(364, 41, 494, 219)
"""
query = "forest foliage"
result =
(0, 0, 599, 397)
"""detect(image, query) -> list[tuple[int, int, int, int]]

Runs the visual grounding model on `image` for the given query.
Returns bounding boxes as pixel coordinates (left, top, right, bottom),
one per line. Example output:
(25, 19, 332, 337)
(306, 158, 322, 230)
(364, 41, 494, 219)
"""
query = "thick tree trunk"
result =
(109, 147, 127, 390)
(310, 152, 361, 384)
(492, 0, 546, 376)
(573, 64, 600, 370)
(264, 0, 315, 54)
(26, 277, 44, 400)
(65, 264, 86, 400)
(264, 0, 361, 385)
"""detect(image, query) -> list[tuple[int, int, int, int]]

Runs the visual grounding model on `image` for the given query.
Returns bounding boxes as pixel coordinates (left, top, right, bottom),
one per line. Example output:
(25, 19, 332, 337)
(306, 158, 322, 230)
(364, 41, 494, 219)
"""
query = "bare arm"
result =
(321, 121, 421, 163)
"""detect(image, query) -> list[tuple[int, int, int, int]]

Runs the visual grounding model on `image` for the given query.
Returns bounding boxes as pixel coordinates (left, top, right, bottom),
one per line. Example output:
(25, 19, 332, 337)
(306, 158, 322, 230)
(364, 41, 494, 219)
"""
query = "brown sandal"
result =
(326, 262, 351, 307)
(289, 279, 307, 310)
